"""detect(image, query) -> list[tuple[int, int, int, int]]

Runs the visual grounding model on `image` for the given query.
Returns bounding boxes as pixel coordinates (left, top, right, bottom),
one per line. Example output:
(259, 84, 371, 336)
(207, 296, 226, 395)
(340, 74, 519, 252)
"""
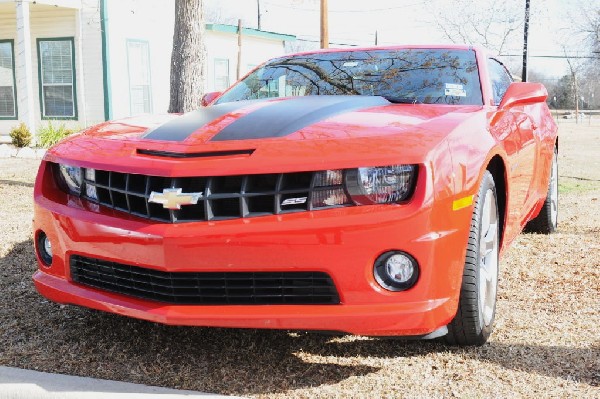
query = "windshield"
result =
(216, 48, 483, 106)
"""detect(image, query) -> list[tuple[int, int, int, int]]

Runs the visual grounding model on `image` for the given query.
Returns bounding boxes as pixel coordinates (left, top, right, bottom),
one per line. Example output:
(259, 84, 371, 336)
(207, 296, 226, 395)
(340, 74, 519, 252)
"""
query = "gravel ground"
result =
(0, 121, 598, 398)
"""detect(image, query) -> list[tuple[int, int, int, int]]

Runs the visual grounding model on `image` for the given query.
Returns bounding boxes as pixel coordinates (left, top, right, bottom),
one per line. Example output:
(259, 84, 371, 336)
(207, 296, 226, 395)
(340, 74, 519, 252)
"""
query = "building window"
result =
(214, 59, 230, 91)
(127, 40, 152, 115)
(0, 40, 17, 119)
(37, 38, 77, 119)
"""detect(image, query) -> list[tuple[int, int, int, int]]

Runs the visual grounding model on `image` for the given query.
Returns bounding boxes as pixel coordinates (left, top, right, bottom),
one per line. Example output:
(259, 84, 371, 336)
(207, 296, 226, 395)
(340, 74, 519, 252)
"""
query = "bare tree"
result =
(285, 40, 319, 54)
(430, 0, 523, 55)
(169, 0, 206, 113)
(204, 2, 237, 25)
(581, 7, 600, 54)
(580, 5, 600, 100)
(557, 3, 600, 116)
(561, 45, 587, 121)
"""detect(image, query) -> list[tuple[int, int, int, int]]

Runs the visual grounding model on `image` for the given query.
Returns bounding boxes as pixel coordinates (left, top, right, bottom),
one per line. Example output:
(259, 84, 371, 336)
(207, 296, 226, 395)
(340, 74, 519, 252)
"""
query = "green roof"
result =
(205, 24, 296, 42)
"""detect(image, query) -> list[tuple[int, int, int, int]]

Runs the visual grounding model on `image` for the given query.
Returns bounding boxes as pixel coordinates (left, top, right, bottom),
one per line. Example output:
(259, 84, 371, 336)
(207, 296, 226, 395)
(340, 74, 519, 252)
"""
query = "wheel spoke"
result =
(480, 261, 491, 282)
(550, 152, 558, 226)
(478, 186, 499, 327)
(483, 223, 496, 254)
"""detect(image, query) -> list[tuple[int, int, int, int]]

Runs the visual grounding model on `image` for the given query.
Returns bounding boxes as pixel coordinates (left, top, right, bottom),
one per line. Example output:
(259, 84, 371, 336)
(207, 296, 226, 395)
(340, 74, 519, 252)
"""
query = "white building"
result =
(0, 0, 295, 141)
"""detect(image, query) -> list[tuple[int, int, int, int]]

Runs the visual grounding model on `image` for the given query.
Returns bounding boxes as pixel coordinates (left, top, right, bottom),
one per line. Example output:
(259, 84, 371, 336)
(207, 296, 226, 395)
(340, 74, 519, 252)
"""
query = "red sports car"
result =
(33, 45, 558, 346)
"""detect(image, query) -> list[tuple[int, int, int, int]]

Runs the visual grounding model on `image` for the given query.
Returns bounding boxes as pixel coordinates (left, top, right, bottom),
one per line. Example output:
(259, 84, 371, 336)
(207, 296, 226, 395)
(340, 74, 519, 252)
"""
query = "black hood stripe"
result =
(141, 100, 255, 141)
(141, 96, 389, 142)
(210, 95, 390, 142)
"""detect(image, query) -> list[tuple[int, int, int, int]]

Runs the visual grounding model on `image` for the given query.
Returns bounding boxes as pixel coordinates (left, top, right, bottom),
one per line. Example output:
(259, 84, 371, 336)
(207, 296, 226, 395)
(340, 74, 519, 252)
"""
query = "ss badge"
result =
(281, 197, 307, 206)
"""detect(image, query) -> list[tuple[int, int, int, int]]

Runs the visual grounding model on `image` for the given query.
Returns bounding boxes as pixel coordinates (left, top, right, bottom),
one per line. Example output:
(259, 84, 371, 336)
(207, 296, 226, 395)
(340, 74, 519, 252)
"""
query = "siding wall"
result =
(0, 5, 17, 138)
(104, 1, 289, 118)
(78, 0, 105, 127)
(105, 0, 175, 120)
(0, 1, 104, 138)
(205, 32, 286, 93)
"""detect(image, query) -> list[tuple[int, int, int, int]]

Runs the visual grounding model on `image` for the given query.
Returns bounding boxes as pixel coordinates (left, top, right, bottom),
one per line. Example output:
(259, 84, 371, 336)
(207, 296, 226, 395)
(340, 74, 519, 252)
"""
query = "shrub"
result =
(9, 123, 32, 147)
(38, 121, 76, 148)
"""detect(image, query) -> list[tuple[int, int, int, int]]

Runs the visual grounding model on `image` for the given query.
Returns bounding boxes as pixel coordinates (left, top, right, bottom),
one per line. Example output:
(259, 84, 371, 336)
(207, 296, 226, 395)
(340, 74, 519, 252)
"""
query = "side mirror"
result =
(201, 91, 222, 107)
(498, 82, 547, 109)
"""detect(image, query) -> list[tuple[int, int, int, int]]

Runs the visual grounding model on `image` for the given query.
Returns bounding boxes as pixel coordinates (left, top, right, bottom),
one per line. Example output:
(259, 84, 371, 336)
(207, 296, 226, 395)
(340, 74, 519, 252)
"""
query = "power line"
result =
(262, 1, 427, 13)
(296, 37, 359, 46)
(502, 54, 600, 59)
(326, 2, 428, 13)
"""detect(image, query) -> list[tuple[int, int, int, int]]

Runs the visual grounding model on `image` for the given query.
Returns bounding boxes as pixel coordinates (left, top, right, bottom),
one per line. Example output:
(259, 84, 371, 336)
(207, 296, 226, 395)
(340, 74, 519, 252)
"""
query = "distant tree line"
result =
(531, 7, 600, 110)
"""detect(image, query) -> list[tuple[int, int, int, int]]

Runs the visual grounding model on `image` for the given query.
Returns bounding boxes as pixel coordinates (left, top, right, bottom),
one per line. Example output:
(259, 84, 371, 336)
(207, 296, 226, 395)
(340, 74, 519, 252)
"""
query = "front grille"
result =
(80, 168, 352, 223)
(70, 255, 340, 305)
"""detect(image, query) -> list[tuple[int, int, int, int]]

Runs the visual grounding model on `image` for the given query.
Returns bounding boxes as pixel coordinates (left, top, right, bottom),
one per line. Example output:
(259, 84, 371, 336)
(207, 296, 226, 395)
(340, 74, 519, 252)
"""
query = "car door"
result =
(487, 59, 537, 230)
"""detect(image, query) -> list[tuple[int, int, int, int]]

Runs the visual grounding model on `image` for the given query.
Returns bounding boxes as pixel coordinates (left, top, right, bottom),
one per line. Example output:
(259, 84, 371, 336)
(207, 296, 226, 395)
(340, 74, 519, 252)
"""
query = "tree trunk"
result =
(168, 0, 206, 113)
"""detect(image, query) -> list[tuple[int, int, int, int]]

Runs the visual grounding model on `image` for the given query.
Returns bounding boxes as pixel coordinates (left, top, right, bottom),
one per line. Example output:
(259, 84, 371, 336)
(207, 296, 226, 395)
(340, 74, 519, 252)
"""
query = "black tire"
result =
(445, 171, 500, 346)
(525, 148, 558, 234)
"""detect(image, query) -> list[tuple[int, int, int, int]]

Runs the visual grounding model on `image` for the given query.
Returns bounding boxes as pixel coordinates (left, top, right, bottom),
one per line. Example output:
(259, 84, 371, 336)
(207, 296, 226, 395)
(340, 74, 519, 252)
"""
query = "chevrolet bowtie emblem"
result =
(148, 188, 203, 210)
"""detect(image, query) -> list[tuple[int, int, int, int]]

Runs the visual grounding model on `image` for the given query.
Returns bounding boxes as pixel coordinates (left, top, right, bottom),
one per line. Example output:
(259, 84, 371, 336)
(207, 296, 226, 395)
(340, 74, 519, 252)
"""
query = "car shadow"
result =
(299, 335, 599, 387)
(1, 239, 597, 396)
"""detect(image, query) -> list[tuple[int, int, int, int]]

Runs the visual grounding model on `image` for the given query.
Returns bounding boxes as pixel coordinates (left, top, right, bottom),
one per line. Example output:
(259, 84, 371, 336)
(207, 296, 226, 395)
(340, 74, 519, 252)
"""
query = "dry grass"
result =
(0, 123, 598, 398)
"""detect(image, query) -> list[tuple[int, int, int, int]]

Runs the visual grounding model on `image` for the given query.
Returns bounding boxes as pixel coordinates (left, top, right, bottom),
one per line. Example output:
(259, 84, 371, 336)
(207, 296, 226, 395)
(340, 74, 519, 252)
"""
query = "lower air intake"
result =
(70, 255, 340, 305)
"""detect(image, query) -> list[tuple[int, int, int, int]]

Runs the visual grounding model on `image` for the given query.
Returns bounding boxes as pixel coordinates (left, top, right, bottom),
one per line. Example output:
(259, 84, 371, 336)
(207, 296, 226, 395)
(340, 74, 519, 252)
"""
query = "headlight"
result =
(345, 165, 417, 205)
(84, 168, 97, 200)
(56, 164, 98, 200)
(310, 170, 352, 208)
(58, 164, 83, 195)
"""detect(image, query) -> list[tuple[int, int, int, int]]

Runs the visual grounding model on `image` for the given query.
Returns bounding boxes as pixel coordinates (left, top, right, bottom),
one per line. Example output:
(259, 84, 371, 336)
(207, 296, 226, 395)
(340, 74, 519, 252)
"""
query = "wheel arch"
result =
(486, 155, 507, 248)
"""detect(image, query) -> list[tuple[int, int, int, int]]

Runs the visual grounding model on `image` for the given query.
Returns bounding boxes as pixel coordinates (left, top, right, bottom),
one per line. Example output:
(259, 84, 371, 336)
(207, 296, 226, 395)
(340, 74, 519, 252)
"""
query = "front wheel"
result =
(525, 148, 558, 234)
(445, 171, 500, 346)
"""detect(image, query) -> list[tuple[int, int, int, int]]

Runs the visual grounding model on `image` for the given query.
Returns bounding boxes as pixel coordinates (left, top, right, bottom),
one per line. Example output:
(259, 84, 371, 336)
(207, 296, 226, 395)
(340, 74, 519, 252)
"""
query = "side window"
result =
(488, 59, 513, 105)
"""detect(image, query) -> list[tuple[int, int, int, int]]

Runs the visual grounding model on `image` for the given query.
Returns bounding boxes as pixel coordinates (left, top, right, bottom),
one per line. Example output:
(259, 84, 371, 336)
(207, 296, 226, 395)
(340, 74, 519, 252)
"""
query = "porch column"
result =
(75, 7, 87, 126)
(15, 0, 36, 137)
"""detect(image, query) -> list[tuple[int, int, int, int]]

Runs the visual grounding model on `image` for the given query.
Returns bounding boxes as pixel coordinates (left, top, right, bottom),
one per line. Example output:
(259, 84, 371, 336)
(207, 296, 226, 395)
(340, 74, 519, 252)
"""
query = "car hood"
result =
(46, 96, 485, 175)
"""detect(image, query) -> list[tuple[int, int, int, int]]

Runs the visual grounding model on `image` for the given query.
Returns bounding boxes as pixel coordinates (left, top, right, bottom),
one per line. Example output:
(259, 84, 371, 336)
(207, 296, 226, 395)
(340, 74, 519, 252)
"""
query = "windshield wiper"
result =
(382, 96, 421, 104)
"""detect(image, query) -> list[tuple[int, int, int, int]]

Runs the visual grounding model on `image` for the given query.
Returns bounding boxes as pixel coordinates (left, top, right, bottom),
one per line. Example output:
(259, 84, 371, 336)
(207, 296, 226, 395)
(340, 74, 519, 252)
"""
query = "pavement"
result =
(0, 144, 46, 159)
(0, 367, 242, 399)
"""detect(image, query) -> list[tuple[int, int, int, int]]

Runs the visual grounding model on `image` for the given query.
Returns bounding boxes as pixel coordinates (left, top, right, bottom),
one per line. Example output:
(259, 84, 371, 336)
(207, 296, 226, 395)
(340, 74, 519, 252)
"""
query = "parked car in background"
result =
(33, 45, 558, 346)
(562, 112, 586, 119)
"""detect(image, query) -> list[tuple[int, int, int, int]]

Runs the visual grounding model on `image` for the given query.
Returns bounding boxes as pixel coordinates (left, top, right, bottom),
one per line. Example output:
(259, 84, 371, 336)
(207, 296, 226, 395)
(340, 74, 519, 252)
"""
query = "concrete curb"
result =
(0, 367, 242, 399)
(0, 144, 46, 160)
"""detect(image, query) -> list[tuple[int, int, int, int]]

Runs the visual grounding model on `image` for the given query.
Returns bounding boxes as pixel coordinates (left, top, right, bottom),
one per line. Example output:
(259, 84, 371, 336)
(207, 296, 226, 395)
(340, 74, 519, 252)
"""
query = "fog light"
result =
(374, 251, 419, 291)
(37, 231, 53, 266)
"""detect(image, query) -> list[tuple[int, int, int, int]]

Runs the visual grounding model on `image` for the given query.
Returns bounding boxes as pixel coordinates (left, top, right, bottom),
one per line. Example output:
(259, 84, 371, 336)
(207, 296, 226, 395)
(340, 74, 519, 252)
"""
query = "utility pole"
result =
(521, 0, 530, 82)
(320, 0, 328, 49)
(574, 74, 579, 124)
(237, 19, 242, 80)
(257, 0, 261, 30)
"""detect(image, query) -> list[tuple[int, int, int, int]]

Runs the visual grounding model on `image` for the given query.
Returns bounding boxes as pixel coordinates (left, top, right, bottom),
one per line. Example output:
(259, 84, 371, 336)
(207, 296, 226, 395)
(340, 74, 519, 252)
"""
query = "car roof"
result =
(284, 44, 490, 58)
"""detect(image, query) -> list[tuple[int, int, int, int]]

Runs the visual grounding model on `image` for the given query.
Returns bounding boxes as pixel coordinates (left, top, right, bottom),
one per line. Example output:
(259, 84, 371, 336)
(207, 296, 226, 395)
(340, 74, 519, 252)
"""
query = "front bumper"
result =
(33, 163, 471, 336)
